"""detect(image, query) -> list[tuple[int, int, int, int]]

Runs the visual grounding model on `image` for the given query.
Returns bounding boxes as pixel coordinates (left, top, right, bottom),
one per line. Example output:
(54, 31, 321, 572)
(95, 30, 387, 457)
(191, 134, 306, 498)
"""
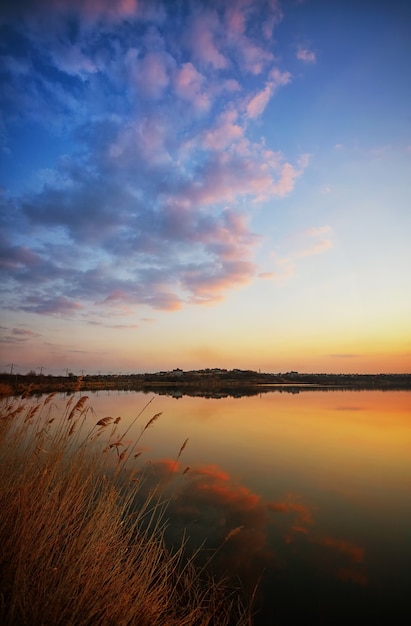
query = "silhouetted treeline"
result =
(1, 368, 410, 398)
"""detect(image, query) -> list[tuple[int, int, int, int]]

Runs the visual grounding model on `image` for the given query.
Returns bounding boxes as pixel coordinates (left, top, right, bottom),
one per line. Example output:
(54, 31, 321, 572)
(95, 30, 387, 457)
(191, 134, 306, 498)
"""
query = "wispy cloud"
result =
(265, 225, 333, 284)
(0, 327, 41, 344)
(246, 68, 292, 118)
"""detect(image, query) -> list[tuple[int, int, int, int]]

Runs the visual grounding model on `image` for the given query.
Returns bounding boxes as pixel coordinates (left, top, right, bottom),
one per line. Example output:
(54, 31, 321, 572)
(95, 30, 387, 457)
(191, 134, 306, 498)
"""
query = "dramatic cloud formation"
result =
(2, 0, 409, 374)
(0, 0, 307, 322)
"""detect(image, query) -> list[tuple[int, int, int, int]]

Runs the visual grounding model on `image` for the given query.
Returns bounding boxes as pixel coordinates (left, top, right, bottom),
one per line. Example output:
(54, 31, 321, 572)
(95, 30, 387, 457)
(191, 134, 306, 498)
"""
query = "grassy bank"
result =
(0, 393, 251, 626)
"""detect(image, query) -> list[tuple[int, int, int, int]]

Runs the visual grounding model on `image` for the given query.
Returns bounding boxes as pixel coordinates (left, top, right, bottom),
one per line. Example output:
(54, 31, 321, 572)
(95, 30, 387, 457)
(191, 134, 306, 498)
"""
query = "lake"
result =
(49, 389, 411, 624)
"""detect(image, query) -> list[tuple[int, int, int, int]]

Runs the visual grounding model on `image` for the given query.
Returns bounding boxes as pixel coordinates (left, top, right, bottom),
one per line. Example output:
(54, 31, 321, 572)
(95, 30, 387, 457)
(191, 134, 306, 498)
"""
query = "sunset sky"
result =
(1, 0, 410, 375)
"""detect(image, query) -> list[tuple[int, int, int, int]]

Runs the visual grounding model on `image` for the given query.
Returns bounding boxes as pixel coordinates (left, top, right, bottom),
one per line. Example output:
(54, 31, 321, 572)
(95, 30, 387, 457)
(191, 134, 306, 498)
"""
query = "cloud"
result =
(296, 238, 332, 258)
(0, 0, 311, 321)
(264, 224, 332, 284)
(296, 46, 316, 63)
(224, 0, 283, 64)
(12, 328, 40, 337)
(87, 321, 139, 330)
(22, 296, 83, 317)
(185, 9, 229, 70)
(246, 68, 292, 118)
(2, 0, 152, 29)
(290, 225, 333, 259)
(0, 326, 41, 344)
(130, 51, 172, 100)
(321, 185, 332, 194)
(201, 109, 244, 151)
(173, 62, 210, 112)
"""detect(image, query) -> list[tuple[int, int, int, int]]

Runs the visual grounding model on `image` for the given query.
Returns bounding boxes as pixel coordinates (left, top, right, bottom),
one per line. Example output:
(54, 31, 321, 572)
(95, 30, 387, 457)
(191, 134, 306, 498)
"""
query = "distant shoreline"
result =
(1, 369, 410, 398)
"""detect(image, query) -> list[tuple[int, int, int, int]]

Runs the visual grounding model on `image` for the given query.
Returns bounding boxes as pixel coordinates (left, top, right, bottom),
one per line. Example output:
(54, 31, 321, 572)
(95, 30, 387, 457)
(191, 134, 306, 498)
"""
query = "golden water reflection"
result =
(66, 390, 411, 623)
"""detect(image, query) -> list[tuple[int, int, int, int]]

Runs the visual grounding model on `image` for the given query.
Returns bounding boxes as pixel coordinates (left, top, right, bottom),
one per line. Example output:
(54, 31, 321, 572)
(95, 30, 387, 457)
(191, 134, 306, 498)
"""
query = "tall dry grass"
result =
(0, 393, 251, 626)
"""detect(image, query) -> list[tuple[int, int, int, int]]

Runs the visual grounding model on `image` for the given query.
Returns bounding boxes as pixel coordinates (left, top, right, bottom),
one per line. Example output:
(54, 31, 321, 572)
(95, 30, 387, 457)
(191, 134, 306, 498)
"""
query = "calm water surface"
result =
(56, 389, 411, 624)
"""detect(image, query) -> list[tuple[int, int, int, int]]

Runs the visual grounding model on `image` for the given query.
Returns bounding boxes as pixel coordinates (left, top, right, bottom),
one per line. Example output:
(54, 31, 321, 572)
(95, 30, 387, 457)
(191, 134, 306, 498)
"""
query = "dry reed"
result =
(0, 394, 252, 626)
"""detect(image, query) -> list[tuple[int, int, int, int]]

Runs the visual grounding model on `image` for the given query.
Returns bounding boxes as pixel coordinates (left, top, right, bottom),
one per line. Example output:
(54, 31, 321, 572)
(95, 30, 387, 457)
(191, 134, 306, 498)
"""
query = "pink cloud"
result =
(12, 328, 39, 337)
(173, 62, 210, 112)
(239, 40, 274, 75)
(144, 292, 182, 311)
(262, 0, 283, 39)
(178, 210, 258, 303)
(98, 284, 183, 313)
(246, 83, 272, 118)
(129, 51, 171, 100)
(269, 67, 292, 86)
(179, 140, 308, 209)
(272, 162, 302, 196)
(224, 0, 283, 53)
(187, 153, 269, 204)
(1, 0, 312, 318)
(246, 68, 291, 118)
(19, 0, 143, 31)
(202, 109, 243, 151)
(224, 3, 275, 75)
(296, 46, 316, 63)
(109, 114, 171, 166)
(183, 259, 256, 304)
(186, 10, 229, 70)
(295, 225, 333, 257)
(225, 5, 247, 35)
(101, 290, 130, 304)
(297, 239, 332, 257)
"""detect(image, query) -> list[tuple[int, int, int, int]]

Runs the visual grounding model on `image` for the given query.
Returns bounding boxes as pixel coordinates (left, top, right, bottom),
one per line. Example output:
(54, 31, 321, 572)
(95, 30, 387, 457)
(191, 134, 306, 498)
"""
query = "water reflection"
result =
(128, 456, 375, 623)
(58, 390, 411, 623)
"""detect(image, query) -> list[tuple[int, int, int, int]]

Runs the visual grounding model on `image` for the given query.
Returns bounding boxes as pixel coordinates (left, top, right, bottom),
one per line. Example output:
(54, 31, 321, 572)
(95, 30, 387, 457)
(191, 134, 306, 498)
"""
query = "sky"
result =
(0, 0, 410, 375)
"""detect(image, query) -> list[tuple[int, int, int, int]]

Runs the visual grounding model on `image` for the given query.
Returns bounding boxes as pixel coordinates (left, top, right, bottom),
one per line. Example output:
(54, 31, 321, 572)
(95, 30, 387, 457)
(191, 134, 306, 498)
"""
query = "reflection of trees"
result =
(149, 386, 324, 398)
